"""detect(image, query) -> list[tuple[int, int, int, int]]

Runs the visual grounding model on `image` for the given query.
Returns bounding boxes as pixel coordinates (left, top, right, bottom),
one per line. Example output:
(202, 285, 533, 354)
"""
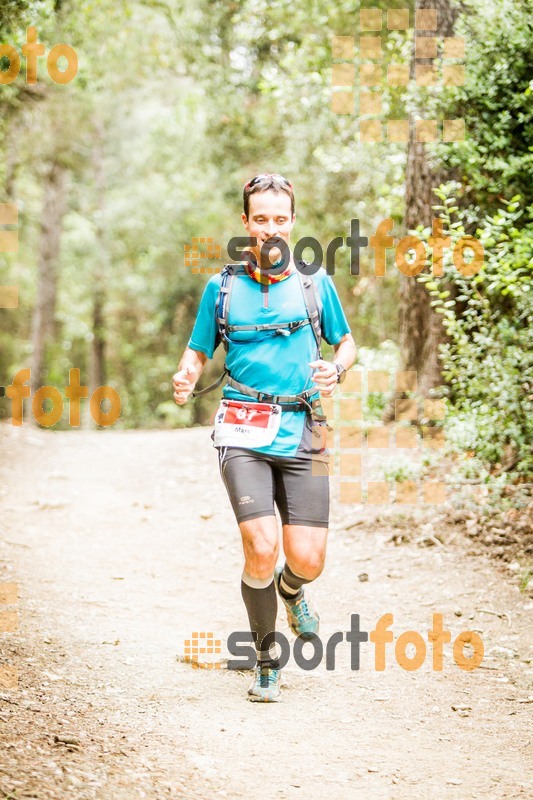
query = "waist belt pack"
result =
(192, 262, 327, 422)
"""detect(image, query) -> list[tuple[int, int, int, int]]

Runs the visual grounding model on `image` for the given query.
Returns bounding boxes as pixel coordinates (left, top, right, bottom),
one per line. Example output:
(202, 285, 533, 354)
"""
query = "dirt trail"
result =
(0, 424, 531, 800)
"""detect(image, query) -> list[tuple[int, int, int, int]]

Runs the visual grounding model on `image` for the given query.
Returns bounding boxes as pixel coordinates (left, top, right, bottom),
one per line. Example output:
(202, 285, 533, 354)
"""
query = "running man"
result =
(173, 174, 356, 701)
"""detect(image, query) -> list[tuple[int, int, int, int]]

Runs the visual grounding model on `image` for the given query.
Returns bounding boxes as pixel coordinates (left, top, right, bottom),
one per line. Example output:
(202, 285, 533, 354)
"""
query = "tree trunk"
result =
(80, 119, 109, 429)
(30, 161, 68, 394)
(4, 123, 19, 201)
(395, 0, 460, 404)
(90, 120, 107, 391)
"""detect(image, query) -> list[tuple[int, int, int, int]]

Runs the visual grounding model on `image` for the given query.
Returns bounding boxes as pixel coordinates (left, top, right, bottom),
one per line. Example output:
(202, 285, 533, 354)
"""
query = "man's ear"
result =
(241, 212, 248, 227)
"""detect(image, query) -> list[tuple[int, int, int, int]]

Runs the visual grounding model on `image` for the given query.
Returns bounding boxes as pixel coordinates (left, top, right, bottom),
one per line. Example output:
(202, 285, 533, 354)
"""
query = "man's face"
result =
(242, 189, 295, 267)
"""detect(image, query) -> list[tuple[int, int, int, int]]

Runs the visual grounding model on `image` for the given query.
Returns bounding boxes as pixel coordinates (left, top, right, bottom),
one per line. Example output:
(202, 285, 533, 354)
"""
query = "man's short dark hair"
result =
(243, 173, 295, 219)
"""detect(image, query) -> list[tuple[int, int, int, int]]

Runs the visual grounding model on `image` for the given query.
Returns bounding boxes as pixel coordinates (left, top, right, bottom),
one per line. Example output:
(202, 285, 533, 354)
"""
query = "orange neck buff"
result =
(243, 254, 294, 286)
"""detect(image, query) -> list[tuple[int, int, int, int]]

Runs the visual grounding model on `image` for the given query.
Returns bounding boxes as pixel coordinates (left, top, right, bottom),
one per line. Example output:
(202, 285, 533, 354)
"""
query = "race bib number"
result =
(213, 400, 281, 447)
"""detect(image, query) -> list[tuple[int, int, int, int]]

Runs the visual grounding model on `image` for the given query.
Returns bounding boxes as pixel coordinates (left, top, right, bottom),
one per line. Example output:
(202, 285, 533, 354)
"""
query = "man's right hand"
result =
(172, 365, 198, 404)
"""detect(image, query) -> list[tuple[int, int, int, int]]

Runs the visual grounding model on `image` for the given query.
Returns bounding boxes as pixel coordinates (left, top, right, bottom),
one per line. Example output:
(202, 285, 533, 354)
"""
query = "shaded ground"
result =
(0, 424, 531, 799)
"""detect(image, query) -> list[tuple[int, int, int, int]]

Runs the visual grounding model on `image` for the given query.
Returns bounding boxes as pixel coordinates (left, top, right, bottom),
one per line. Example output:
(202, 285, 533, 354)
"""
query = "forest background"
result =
(0, 0, 531, 561)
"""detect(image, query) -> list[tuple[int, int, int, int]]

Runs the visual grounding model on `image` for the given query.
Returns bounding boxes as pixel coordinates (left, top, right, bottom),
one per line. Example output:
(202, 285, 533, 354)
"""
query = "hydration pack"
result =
(192, 262, 326, 417)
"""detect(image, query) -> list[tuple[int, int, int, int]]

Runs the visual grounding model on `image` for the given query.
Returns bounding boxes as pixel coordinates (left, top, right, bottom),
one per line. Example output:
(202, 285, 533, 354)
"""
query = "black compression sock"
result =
(278, 562, 312, 598)
(241, 572, 278, 664)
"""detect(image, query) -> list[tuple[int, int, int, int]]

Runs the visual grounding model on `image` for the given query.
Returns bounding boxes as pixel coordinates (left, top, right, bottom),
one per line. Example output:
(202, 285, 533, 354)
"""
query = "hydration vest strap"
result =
(217, 263, 322, 356)
(226, 319, 310, 335)
(224, 373, 317, 408)
(191, 367, 228, 398)
(215, 264, 241, 350)
(194, 262, 324, 406)
(296, 270, 323, 360)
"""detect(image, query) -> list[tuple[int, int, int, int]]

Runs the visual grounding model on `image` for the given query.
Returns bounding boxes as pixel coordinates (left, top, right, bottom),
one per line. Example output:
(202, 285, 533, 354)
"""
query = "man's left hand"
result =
(309, 360, 337, 398)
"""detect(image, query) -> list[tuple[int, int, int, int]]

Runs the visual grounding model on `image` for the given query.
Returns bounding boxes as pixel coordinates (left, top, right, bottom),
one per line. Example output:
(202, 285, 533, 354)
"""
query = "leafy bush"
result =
(418, 184, 533, 480)
(382, 459, 421, 484)
(435, 0, 533, 217)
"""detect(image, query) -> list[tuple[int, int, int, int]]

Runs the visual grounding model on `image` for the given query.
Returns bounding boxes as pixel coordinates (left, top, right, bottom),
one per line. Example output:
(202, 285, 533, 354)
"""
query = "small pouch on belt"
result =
(310, 398, 333, 431)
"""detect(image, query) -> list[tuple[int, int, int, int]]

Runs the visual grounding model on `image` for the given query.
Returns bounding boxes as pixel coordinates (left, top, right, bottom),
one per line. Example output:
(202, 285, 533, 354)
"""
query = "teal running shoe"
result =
(274, 566, 320, 639)
(247, 663, 281, 702)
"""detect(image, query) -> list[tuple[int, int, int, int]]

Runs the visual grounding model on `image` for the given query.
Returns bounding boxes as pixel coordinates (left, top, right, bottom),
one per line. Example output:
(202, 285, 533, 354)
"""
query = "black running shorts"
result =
(217, 447, 330, 528)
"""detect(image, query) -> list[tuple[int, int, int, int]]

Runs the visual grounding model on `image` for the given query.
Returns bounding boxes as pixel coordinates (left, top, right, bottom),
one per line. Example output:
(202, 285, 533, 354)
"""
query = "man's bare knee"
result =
(284, 525, 328, 581)
(288, 553, 325, 581)
(240, 517, 279, 579)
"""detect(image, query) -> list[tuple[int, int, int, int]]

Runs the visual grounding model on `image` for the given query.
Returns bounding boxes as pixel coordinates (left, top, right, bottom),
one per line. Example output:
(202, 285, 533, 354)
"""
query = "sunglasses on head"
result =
(245, 173, 293, 189)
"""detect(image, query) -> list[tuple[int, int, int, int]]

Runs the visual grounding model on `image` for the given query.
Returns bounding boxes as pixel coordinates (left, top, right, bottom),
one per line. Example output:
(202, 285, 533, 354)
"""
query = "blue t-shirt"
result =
(187, 266, 351, 457)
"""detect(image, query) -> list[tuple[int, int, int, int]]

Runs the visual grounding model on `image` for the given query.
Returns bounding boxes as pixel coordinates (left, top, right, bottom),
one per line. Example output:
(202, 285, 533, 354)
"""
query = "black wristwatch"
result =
(335, 363, 347, 384)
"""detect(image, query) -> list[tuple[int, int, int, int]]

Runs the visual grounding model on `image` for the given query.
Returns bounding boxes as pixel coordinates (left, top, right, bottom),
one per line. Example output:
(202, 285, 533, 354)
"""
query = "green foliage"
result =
(435, 0, 533, 217)
(382, 459, 421, 484)
(519, 568, 532, 592)
(1, 0, 403, 428)
(355, 340, 401, 421)
(418, 183, 533, 479)
(0, 1, 31, 38)
(1, 0, 530, 438)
